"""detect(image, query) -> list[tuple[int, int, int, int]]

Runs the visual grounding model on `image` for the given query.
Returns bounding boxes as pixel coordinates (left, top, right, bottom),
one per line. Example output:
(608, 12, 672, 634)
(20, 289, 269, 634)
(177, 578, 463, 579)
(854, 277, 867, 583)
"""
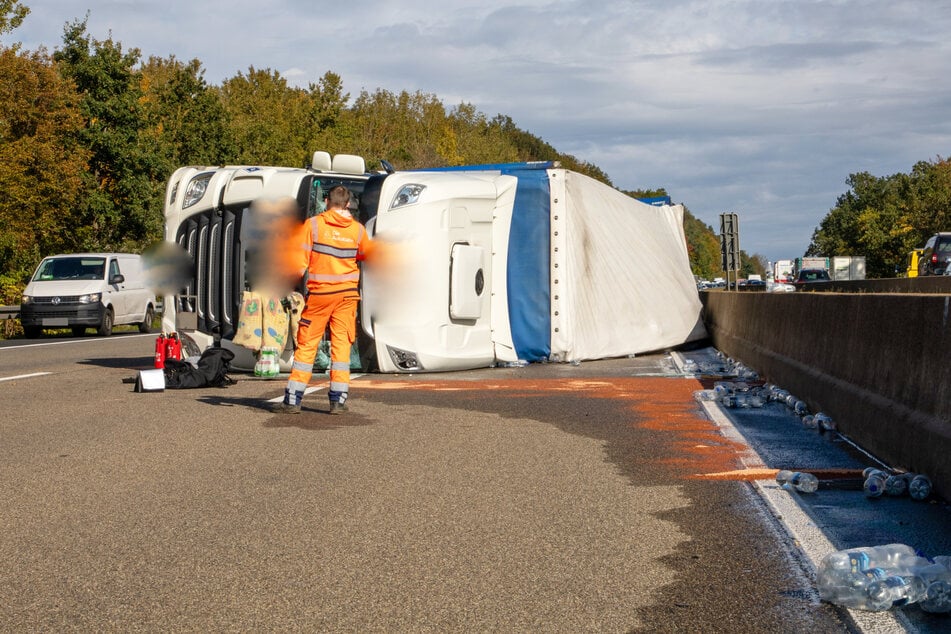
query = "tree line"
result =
(0, 10, 628, 303)
(5, 1, 941, 306)
(807, 159, 951, 278)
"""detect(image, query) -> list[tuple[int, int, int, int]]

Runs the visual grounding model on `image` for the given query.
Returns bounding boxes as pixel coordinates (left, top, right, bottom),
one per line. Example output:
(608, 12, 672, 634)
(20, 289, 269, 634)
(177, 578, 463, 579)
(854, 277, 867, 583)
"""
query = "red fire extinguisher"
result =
(154, 333, 166, 369)
(164, 332, 182, 362)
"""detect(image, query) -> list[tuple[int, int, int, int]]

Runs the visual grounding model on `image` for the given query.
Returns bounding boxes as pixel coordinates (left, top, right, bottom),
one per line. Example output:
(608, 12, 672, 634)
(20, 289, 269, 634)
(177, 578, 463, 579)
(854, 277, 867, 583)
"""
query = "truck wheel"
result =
(97, 308, 114, 337)
(139, 304, 155, 333)
(24, 325, 41, 338)
(71, 326, 86, 337)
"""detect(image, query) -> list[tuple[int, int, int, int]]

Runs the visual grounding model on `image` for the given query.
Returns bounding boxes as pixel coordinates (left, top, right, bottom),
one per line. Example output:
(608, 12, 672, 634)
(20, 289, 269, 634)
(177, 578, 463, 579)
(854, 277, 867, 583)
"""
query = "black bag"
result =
(163, 347, 236, 389)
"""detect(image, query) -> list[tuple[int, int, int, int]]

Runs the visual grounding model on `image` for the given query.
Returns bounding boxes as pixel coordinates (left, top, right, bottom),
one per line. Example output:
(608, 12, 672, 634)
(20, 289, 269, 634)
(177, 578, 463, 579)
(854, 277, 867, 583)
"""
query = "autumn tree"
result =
(807, 158, 951, 277)
(53, 18, 165, 252)
(140, 55, 236, 171)
(0, 0, 28, 40)
(219, 66, 311, 166)
(0, 46, 88, 298)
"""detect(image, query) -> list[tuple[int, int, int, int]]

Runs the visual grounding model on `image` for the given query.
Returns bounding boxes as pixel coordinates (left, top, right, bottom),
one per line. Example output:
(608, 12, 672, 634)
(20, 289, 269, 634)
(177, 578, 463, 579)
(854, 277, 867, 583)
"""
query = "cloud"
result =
(11, 0, 951, 261)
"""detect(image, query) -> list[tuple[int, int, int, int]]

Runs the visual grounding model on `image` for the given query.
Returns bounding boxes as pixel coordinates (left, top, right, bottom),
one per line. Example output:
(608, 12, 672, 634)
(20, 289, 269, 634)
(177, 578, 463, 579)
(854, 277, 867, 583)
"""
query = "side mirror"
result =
(110, 274, 125, 285)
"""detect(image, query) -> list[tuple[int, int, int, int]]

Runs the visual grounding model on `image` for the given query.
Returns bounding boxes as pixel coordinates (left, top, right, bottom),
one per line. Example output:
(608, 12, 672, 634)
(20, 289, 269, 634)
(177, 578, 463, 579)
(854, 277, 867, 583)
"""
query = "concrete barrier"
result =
(701, 290, 951, 501)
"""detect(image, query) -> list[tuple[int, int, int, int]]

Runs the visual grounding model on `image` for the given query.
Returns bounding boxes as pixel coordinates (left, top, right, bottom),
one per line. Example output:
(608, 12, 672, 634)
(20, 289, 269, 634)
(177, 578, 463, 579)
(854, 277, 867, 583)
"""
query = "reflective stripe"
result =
(330, 381, 349, 392)
(314, 243, 358, 259)
(330, 361, 350, 371)
(288, 380, 307, 394)
(309, 272, 360, 282)
(292, 360, 313, 372)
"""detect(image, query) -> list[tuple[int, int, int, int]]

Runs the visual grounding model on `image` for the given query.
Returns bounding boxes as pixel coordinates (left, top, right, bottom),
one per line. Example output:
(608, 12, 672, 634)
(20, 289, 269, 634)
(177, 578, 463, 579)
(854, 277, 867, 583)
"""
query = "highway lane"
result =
(1, 336, 852, 631)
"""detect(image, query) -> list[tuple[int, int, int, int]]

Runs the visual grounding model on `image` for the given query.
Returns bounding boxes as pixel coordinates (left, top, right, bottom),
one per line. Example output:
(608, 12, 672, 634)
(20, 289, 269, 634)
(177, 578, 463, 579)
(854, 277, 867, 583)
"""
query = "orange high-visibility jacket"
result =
(291, 209, 371, 295)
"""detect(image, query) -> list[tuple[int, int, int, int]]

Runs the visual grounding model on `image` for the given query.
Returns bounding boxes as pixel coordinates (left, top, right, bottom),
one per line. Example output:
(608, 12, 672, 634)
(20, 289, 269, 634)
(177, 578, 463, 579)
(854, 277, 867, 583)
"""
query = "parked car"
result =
(917, 232, 951, 276)
(793, 268, 831, 287)
(20, 253, 157, 338)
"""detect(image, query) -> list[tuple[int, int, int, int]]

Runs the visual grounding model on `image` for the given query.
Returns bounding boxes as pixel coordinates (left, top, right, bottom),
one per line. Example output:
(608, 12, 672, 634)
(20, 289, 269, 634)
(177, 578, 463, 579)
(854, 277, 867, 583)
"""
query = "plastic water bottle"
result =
(776, 470, 818, 493)
(914, 558, 951, 613)
(866, 574, 928, 610)
(814, 412, 836, 432)
(817, 544, 922, 610)
(921, 579, 951, 613)
(864, 472, 887, 498)
(884, 474, 908, 497)
(802, 414, 818, 429)
(770, 388, 790, 403)
(775, 470, 794, 485)
(790, 471, 819, 493)
(909, 474, 932, 501)
(793, 400, 808, 416)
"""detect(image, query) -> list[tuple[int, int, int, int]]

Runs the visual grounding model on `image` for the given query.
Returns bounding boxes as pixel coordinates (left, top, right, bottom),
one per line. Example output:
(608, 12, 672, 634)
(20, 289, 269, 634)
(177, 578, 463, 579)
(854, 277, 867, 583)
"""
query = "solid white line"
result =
(0, 372, 52, 382)
(1, 333, 155, 350)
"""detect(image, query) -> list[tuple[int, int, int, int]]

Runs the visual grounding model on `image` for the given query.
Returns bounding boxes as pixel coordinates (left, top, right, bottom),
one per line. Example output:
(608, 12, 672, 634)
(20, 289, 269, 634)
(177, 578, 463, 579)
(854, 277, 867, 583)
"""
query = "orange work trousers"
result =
(284, 292, 358, 405)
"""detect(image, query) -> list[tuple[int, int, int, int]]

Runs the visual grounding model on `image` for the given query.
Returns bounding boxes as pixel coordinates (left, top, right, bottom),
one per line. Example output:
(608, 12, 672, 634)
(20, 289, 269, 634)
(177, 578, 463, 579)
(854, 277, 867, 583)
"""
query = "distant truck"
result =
(772, 259, 795, 282)
(795, 256, 830, 275)
(830, 255, 866, 281)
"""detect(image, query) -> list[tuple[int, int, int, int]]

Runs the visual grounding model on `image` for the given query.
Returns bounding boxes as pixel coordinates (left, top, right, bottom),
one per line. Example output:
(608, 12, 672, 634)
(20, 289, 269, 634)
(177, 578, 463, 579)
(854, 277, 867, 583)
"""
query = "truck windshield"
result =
(33, 257, 106, 281)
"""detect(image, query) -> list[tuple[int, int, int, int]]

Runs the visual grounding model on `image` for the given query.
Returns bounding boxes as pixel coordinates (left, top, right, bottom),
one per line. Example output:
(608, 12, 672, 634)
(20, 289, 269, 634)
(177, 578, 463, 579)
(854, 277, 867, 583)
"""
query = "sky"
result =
(8, 0, 951, 264)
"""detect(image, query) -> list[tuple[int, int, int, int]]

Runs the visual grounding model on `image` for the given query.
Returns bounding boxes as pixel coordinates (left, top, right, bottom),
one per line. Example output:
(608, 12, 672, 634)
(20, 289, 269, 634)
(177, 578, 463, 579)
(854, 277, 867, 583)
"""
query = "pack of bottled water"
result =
(817, 544, 951, 612)
(862, 467, 932, 501)
(253, 346, 281, 377)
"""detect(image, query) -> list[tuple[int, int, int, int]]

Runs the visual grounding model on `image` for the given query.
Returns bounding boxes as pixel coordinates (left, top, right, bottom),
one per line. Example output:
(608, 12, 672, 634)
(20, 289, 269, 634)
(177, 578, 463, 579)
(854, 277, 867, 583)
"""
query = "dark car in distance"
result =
(917, 232, 951, 276)
(793, 268, 831, 288)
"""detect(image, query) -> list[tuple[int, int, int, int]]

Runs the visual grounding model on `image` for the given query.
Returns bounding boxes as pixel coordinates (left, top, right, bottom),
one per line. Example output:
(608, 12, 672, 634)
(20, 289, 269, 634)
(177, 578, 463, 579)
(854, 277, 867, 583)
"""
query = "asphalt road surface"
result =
(0, 334, 865, 631)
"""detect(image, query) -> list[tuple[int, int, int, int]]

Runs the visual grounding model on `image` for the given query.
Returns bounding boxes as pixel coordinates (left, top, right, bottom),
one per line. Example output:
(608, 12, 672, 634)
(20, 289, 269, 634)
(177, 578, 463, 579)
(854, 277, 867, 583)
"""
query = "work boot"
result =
(329, 400, 349, 415)
(272, 401, 301, 415)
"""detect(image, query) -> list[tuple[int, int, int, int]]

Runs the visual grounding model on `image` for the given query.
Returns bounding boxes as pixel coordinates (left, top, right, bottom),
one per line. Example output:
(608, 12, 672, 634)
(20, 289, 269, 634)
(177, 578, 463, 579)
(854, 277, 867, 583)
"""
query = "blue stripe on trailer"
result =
(504, 168, 551, 362)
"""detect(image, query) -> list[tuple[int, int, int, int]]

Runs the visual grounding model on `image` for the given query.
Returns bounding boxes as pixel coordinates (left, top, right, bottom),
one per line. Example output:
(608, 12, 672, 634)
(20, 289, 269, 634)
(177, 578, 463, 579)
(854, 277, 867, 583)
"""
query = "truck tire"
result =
(24, 325, 41, 338)
(139, 304, 155, 333)
(71, 326, 86, 337)
(97, 307, 114, 337)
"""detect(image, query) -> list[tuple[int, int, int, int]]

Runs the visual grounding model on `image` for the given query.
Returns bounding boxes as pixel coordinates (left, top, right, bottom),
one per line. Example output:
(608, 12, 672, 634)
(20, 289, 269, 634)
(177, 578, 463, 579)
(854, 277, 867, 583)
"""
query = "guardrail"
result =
(0, 305, 19, 320)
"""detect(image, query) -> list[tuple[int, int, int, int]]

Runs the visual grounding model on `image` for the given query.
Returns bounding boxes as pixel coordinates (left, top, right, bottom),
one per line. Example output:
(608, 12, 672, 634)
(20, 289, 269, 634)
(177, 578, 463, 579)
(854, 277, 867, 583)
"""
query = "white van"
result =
(20, 253, 157, 337)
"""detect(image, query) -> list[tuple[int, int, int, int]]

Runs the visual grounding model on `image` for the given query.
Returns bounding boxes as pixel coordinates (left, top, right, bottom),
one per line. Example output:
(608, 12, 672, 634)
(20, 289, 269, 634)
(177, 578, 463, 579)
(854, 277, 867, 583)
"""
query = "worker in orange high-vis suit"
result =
(273, 185, 371, 415)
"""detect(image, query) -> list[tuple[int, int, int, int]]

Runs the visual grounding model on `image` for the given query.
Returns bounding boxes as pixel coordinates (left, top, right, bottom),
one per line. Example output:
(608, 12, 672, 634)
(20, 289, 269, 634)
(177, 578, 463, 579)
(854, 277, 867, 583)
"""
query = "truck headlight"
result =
(390, 184, 425, 210)
(182, 172, 213, 209)
(21, 295, 32, 305)
(386, 345, 422, 371)
(78, 293, 101, 304)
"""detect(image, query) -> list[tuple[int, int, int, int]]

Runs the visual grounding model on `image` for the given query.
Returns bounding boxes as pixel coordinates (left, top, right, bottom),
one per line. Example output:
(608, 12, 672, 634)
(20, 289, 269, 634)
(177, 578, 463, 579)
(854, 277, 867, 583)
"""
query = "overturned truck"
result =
(161, 154, 705, 373)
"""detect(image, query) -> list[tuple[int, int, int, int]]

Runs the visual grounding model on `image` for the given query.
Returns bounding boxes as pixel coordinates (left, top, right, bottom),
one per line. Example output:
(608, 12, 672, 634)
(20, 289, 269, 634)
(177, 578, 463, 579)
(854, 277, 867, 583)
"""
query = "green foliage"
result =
(0, 17, 790, 303)
(808, 158, 951, 277)
(0, 46, 87, 286)
(0, 0, 28, 39)
(53, 18, 164, 253)
(682, 208, 724, 279)
(140, 55, 237, 170)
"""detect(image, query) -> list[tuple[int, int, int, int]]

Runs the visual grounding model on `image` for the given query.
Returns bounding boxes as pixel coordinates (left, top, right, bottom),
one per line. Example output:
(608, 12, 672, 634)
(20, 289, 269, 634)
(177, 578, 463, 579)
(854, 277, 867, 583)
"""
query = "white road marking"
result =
(265, 374, 364, 402)
(1, 333, 155, 350)
(0, 372, 52, 382)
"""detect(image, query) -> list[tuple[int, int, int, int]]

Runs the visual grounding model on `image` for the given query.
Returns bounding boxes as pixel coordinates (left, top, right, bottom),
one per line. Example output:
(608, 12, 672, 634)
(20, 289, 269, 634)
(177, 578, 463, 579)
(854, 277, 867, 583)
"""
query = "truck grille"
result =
(175, 208, 240, 338)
